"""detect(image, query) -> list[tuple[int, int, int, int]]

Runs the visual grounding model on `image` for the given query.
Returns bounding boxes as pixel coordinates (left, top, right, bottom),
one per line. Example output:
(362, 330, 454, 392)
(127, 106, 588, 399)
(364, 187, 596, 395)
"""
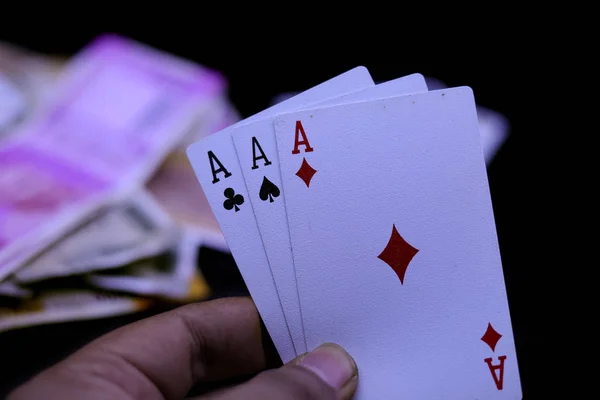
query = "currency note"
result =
(13, 191, 175, 284)
(0, 290, 152, 333)
(0, 34, 227, 277)
(0, 72, 26, 134)
(0, 280, 31, 299)
(87, 226, 227, 301)
(0, 41, 65, 136)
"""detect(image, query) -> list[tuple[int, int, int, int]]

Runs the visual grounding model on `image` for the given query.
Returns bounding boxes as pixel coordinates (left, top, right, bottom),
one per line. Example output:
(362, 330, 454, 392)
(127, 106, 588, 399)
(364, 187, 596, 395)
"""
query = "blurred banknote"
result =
(0, 280, 31, 299)
(474, 105, 510, 162)
(0, 34, 228, 278)
(147, 96, 239, 232)
(87, 226, 227, 301)
(0, 290, 152, 333)
(13, 191, 175, 284)
(0, 72, 26, 135)
(0, 41, 65, 135)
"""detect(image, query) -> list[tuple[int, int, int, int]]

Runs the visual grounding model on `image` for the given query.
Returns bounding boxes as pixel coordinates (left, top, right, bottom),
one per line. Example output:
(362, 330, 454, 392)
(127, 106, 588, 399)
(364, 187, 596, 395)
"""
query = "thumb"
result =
(202, 343, 358, 400)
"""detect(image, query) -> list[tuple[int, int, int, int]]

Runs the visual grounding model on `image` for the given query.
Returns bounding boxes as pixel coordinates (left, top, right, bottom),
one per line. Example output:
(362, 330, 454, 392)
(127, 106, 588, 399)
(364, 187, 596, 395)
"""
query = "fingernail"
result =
(298, 343, 357, 390)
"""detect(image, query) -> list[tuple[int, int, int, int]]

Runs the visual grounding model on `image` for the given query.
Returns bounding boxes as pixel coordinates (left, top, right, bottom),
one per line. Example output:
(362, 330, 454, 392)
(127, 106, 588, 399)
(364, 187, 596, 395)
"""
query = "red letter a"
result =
(484, 355, 507, 390)
(292, 120, 314, 154)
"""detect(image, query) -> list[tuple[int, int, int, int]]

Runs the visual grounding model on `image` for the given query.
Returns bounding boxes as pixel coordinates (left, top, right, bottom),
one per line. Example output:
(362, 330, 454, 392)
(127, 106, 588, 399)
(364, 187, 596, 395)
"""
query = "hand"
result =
(9, 297, 358, 399)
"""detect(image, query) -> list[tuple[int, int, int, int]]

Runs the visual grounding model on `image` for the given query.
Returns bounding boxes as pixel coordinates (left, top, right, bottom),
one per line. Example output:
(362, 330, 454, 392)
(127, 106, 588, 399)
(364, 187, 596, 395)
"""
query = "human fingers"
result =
(199, 343, 358, 400)
(9, 297, 272, 400)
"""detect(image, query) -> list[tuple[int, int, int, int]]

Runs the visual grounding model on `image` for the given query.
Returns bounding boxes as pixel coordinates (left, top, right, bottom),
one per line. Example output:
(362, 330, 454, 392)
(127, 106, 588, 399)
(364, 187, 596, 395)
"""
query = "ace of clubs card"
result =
(186, 66, 374, 363)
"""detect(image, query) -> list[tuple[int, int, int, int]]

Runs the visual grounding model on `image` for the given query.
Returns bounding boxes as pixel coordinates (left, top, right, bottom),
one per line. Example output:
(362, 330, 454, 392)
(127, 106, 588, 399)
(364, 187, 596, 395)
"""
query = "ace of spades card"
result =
(274, 87, 521, 398)
(231, 73, 429, 355)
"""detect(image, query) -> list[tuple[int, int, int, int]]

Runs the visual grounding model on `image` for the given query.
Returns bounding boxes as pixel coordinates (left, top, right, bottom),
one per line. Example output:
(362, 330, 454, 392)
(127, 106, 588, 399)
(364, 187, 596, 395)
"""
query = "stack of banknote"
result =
(0, 35, 238, 333)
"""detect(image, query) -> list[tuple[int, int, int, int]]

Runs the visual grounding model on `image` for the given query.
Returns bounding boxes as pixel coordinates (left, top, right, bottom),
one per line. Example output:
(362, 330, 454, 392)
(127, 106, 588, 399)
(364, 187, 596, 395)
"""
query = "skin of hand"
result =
(8, 297, 358, 400)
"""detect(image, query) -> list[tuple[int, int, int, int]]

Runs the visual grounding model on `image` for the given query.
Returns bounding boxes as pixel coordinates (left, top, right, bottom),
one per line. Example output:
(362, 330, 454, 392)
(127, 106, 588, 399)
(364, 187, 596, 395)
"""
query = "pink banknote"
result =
(0, 34, 226, 279)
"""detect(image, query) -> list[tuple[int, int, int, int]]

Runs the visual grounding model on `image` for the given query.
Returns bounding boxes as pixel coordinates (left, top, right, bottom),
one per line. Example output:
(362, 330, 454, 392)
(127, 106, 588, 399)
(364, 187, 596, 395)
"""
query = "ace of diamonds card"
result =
(274, 87, 521, 398)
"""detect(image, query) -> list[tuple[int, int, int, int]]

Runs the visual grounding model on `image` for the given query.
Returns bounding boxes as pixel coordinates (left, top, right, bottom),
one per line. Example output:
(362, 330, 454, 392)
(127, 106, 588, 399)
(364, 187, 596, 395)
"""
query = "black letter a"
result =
(208, 151, 232, 184)
(251, 137, 272, 170)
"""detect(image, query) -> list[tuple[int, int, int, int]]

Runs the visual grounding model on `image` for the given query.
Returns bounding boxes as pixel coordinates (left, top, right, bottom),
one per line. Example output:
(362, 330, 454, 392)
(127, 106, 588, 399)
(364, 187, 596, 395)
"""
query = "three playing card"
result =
(187, 67, 521, 398)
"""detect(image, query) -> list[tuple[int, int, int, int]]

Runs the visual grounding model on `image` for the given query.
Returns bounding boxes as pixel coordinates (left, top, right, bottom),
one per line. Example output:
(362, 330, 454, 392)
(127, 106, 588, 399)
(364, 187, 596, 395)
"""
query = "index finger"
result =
(11, 297, 276, 400)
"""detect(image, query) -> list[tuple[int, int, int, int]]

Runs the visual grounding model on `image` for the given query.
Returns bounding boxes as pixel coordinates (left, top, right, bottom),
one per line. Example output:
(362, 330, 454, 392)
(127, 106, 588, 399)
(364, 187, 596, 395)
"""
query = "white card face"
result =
(274, 88, 521, 398)
(186, 66, 373, 362)
(231, 73, 428, 354)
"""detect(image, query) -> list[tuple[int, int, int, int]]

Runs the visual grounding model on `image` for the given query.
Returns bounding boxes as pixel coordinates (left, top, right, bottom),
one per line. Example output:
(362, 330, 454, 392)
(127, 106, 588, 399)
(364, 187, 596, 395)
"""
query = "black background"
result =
(1, 28, 564, 398)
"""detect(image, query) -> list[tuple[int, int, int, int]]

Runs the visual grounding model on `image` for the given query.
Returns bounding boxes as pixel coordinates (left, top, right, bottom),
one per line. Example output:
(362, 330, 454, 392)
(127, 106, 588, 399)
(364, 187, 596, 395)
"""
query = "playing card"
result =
(274, 87, 521, 398)
(231, 73, 429, 354)
(186, 66, 374, 362)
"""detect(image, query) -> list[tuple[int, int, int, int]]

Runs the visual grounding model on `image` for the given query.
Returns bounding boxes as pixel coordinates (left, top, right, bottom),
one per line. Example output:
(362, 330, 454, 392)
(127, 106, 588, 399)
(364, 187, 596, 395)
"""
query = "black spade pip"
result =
(259, 177, 280, 203)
